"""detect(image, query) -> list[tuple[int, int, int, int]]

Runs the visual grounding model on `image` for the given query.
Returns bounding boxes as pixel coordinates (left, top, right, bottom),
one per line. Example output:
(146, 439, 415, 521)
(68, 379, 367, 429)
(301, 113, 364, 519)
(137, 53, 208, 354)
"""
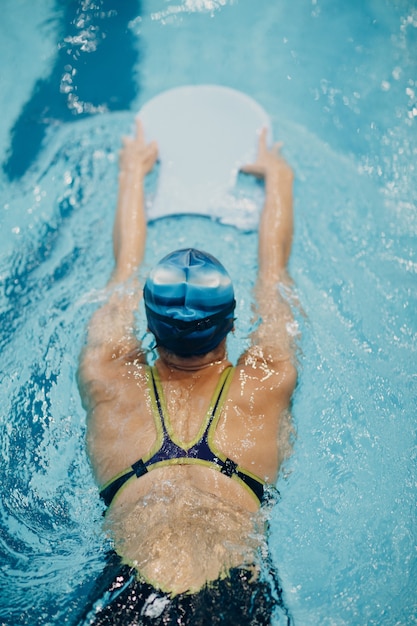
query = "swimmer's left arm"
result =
(80, 121, 158, 379)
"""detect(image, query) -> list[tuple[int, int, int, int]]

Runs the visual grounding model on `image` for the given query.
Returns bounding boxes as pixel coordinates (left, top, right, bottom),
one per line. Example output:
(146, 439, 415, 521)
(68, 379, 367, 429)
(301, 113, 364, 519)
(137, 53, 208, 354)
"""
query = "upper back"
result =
(80, 345, 296, 492)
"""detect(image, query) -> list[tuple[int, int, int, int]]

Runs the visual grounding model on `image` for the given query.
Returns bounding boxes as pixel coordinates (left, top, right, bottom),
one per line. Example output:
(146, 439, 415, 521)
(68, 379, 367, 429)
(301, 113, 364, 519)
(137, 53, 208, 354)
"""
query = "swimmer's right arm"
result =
(242, 128, 294, 278)
(79, 121, 158, 383)
(240, 129, 296, 366)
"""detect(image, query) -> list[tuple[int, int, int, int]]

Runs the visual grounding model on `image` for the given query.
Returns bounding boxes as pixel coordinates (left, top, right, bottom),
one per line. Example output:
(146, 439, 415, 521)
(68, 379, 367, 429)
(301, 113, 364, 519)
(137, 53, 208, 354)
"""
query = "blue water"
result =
(1, 1, 416, 624)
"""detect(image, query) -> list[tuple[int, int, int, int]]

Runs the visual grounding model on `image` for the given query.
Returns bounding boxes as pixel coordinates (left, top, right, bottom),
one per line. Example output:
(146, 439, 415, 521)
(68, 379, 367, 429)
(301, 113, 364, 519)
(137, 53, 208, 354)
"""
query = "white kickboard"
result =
(138, 85, 271, 227)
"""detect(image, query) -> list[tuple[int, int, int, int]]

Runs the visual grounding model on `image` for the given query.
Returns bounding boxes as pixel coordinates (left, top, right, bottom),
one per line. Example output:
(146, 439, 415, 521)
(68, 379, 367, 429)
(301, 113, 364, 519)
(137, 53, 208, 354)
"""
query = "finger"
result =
(146, 141, 159, 162)
(272, 141, 284, 155)
(135, 118, 144, 142)
(149, 140, 159, 156)
(258, 127, 268, 150)
(240, 164, 257, 175)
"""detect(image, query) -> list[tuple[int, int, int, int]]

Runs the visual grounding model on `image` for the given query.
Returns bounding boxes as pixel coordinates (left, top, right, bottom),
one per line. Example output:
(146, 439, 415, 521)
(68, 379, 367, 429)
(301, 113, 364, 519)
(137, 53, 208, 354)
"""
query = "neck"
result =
(157, 343, 229, 373)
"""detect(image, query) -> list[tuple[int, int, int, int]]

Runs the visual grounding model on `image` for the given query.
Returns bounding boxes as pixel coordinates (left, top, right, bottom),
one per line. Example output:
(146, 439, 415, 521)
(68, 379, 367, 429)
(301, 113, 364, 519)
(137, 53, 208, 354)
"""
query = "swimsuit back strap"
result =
(99, 367, 165, 509)
(99, 459, 148, 508)
(205, 365, 235, 426)
(204, 368, 266, 504)
(148, 364, 234, 452)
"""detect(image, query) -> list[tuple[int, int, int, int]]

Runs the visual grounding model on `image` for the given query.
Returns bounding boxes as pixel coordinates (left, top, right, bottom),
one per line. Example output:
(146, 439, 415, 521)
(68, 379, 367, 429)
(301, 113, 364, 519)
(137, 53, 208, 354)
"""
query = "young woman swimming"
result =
(78, 120, 296, 625)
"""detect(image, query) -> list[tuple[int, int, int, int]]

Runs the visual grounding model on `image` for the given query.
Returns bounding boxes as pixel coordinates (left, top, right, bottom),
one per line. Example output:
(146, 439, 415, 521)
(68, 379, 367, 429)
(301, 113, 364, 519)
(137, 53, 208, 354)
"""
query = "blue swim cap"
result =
(144, 248, 235, 356)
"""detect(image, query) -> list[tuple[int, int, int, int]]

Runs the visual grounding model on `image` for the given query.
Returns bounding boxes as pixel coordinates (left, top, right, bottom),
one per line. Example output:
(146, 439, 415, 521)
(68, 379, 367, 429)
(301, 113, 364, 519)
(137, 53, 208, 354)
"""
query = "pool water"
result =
(1, 1, 416, 624)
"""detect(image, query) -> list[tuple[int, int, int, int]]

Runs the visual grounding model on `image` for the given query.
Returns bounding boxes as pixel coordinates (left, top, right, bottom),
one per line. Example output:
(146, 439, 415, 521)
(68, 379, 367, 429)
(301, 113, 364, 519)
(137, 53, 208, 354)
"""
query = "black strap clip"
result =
(132, 459, 148, 478)
(221, 457, 238, 478)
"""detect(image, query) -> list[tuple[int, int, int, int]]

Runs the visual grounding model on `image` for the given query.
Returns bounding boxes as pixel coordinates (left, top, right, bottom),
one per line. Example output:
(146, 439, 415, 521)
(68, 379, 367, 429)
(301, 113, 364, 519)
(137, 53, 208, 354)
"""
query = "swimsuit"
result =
(79, 550, 293, 626)
(86, 368, 293, 625)
(100, 365, 266, 508)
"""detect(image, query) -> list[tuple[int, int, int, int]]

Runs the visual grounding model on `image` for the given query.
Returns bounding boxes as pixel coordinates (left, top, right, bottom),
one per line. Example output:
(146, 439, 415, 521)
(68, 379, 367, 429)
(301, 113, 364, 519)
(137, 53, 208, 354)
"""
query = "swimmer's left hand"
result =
(119, 119, 159, 177)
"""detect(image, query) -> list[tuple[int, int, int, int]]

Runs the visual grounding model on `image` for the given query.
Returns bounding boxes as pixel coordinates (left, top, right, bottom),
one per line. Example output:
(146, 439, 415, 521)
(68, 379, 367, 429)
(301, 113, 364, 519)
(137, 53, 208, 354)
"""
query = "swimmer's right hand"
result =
(119, 119, 159, 177)
(241, 128, 293, 182)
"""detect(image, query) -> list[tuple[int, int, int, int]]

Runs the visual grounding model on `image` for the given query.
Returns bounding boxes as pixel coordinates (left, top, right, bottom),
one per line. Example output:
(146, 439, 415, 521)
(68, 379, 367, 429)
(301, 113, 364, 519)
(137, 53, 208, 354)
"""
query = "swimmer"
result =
(78, 120, 297, 625)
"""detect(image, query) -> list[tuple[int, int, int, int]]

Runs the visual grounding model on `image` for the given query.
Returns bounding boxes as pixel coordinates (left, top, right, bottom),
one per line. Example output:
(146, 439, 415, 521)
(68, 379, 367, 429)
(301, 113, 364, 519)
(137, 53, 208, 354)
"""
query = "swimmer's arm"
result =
(81, 121, 158, 373)
(240, 129, 296, 363)
(242, 128, 294, 279)
(111, 118, 158, 285)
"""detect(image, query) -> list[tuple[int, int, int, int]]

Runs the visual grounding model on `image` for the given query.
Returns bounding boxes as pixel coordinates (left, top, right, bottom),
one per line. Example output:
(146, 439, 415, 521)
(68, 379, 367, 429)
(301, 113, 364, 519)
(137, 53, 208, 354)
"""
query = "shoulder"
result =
(78, 345, 148, 411)
(235, 345, 297, 397)
(80, 284, 145, 380)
